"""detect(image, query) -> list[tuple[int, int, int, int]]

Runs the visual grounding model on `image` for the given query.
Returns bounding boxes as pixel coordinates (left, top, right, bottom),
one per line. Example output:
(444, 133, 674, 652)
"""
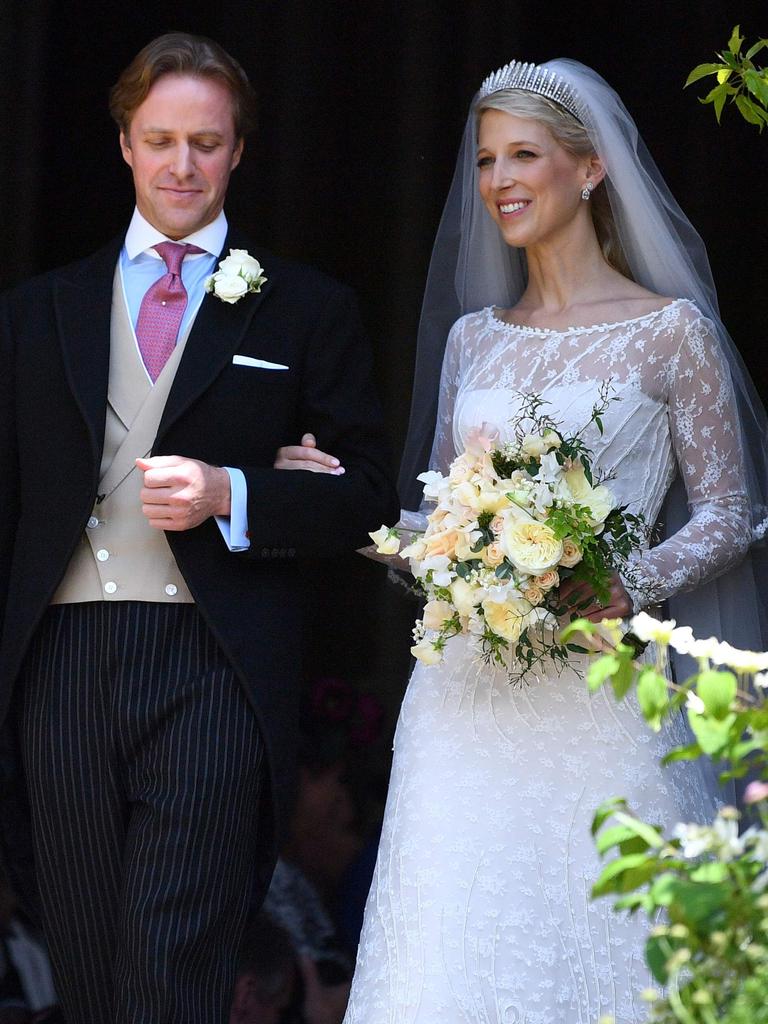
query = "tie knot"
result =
(154, 241, 206, 275)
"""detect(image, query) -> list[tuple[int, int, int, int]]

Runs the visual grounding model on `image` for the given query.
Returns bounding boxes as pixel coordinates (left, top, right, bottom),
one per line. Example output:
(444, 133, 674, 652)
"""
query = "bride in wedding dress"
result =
(277, 59, 768, 1023)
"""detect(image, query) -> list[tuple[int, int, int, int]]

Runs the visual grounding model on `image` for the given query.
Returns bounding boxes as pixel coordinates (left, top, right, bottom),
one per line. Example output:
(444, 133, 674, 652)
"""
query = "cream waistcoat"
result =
(52, 267, 196, 604)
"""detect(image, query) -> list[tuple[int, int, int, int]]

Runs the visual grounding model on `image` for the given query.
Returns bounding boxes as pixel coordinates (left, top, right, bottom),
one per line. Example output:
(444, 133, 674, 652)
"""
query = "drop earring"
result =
(581, 182, 595, 201)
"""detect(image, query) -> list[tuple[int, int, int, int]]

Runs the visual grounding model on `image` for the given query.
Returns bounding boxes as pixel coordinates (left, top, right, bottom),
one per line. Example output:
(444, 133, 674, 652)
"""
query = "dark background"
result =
(1, 0, 766, 711)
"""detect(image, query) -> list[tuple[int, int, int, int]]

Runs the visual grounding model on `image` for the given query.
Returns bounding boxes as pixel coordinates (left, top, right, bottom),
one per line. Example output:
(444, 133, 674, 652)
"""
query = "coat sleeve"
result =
(0, 295, 20, 636)
(236, 283, 399, 560)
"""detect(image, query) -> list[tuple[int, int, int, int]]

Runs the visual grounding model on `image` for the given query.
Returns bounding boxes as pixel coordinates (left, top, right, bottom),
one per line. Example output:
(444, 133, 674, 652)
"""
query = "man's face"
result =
(120, 73, 243, 239)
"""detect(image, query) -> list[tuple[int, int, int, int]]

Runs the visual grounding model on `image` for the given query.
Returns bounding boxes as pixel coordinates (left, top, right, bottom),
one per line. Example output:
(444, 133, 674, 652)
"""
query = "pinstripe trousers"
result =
(18, 601, 265, 1024)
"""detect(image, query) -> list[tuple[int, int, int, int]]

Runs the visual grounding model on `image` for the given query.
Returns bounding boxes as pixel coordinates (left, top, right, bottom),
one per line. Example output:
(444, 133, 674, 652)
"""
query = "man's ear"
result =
(230, 137, 244, 172)
(119, 130, 133, 169)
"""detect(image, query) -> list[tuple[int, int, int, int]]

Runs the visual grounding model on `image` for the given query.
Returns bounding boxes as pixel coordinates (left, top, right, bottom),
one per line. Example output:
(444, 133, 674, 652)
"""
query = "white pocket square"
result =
(232, 355, 289, 370)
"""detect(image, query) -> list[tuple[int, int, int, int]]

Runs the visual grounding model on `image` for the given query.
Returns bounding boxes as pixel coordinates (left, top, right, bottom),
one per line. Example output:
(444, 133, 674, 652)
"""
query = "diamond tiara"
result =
(477, 61, 587, 124)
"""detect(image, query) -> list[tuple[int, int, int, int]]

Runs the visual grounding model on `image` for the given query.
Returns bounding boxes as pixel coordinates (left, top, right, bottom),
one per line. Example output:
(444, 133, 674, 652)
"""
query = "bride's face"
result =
(476, 109, 595, 249)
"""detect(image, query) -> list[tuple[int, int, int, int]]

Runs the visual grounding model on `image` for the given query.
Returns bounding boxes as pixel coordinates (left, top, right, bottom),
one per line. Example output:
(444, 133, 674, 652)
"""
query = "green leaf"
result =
(714, 85, 729, 122)
(596, 824, 642, 856)
(650, 872, 679, 907)
(696, 669, 737, 719)
(612, 811, 664, 849)
(645, 934, 671, 984)
(727, 24, 744, 55)
(672, 879, 730, 925)
(614, 891, 650, 912)
(744, 70, 768, 105)
(716, 67, 733, 84)
(736, 94, 766, 126)
(610, 655, 636, 701)
(587, 655, 620, 692)
(561, 618, 597, 642)
(637, 667, 669, 731)
(685, 62, 726, 86)
(688, 711, 737, 756)
(745, 39, 768, 61)
(591, 796, 627, 836)
(661, 742, 702, 765)
(690, 861, 728, 883)
(592, 852, 659, 897)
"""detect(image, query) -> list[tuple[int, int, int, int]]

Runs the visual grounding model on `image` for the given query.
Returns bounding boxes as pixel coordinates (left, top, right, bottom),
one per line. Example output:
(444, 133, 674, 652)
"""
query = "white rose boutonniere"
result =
(205, 248, 267, 305)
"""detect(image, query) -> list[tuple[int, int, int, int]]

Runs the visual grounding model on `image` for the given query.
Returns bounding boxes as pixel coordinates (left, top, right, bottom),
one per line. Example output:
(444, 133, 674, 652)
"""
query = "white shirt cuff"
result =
(215, 467, 250, 551)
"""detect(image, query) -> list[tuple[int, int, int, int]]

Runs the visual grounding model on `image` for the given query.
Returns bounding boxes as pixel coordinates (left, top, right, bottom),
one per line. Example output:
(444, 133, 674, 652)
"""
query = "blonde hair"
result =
(474, 90, 632, 277)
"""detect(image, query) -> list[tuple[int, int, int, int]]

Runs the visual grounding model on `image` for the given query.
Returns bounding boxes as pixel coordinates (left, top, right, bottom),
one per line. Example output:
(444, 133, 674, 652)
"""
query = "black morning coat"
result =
(0, 229, 400, 914)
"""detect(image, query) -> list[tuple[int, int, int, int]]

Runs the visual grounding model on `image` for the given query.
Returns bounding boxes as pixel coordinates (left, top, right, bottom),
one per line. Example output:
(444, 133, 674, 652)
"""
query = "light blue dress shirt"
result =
(120, 208, 250, 551)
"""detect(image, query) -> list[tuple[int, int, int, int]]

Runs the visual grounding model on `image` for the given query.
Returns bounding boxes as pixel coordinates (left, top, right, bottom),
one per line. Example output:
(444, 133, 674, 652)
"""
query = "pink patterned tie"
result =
(135, 241, 205, 382)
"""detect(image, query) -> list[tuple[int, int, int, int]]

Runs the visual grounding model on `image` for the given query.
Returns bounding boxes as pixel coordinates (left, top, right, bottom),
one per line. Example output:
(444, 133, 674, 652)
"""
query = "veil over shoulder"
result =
(397, 58, 768, 663)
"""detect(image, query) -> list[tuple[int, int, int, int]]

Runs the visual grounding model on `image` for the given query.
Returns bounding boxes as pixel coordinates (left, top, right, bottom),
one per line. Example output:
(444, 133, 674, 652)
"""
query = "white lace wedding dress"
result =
(344, 299, 752, 1024)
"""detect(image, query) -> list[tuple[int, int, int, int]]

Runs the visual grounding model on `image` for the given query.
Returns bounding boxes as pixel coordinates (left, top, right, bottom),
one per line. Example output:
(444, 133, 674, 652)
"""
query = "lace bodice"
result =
(431, 298, 752, 608)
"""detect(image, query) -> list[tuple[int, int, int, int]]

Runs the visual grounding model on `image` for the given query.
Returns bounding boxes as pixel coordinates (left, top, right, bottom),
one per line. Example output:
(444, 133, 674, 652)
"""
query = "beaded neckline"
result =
(485, 297, 685, 336)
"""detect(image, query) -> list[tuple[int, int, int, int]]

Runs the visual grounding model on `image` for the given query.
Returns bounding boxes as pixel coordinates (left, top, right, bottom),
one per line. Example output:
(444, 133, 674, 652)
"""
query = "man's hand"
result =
(274, 433, 344, 474)
(136, 456, 231, 531)
(558, 571, 633, 622)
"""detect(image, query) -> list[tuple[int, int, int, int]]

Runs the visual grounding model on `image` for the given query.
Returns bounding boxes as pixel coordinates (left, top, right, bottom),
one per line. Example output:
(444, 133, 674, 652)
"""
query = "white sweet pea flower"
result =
(410, 637, 443, 666)
(629, 612, 678, 645)
(417, 470, 447, 501)
(368, 525, 401, 555)
(535, 450, 563, 486)
(712, 811, 745, 860)
(685, 690, 705, 715)
(673, 822, 715, 859)
(422, 600, 455, 630)
(713, 643, 768, 674)
(743, 826, 768, 863)
(418, 554, 454, 588)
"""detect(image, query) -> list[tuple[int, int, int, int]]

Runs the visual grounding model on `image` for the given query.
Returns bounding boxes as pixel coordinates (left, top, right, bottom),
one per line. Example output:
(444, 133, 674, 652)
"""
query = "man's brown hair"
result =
(110, 32, 257, 139)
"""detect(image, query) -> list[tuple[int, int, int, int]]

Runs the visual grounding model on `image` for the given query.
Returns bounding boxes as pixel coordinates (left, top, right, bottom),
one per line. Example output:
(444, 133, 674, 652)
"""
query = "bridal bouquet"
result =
(370, 389, 648, 683)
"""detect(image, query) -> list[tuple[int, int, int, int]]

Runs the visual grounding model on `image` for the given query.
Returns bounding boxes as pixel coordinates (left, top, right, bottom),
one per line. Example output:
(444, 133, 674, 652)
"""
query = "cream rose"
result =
(482, 542, 505, 568)
(410, 638, 443, 666)
(502, 518, 563, 576)
(523, 584, 545, 606)
(422, 600, 454, 630)
(207, 273, 248, 304)
(424, 528, 460, 559)
(534, 569, 560, 591)
(559, 538, 582, 568)
(482, 597, 531, 643)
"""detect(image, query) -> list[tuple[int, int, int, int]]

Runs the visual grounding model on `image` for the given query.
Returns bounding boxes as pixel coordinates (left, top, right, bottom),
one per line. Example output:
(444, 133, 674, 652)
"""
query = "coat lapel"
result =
(156, 231, 274, 445)
(53, 237, 123, 467)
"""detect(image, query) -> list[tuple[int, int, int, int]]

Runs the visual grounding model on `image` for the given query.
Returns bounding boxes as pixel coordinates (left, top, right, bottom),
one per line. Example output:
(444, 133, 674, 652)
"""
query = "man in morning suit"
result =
(0, 32, 398, 1024)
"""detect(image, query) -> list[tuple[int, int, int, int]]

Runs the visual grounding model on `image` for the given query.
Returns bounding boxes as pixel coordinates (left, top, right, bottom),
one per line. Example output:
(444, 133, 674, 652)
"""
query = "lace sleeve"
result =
(427, 317, 464, 477)
(627, 308, 752, 609)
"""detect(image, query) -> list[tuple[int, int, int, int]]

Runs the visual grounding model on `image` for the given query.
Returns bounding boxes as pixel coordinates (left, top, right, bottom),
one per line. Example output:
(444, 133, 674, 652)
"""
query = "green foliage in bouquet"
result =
(563, 615, 768, 1023)
(686, 25, 768, 129)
